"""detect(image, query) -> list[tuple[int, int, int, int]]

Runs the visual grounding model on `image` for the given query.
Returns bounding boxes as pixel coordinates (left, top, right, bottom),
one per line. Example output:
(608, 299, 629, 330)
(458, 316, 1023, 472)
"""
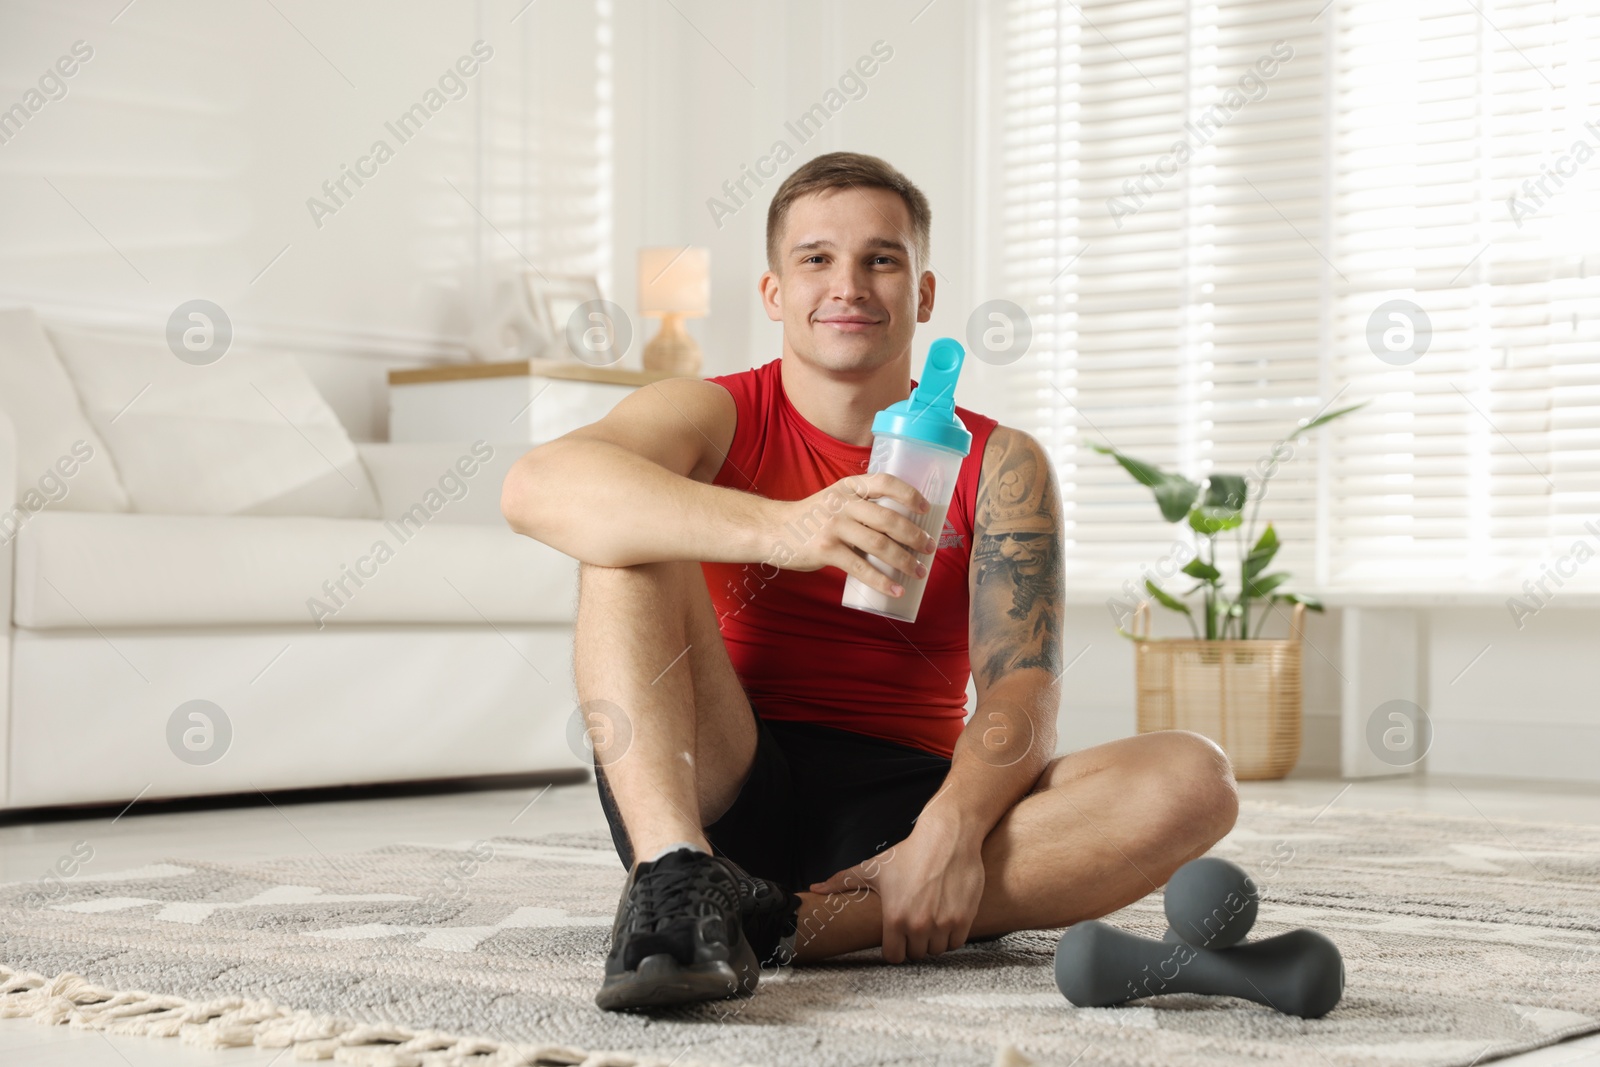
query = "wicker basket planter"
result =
(1131, 601, 1306, 780)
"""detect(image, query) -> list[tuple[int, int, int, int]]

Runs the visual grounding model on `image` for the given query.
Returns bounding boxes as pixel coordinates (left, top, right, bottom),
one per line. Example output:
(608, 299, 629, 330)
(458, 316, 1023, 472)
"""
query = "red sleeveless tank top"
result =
(700, 357, 1000, 759)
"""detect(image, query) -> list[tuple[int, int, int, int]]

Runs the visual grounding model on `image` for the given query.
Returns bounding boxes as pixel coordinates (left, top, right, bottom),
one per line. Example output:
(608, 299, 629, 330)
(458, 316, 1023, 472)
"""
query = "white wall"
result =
(1425, 607, 1600, 782)
(2, 0, 999, 427)
(611, 0, 1001, 415)
(0, 0, 607, 439)
(0, 0, 1003, 514)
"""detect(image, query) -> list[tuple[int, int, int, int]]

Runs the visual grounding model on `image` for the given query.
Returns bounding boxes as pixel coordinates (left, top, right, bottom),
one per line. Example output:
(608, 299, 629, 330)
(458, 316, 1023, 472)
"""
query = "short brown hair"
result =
(765, 151, 931, 274)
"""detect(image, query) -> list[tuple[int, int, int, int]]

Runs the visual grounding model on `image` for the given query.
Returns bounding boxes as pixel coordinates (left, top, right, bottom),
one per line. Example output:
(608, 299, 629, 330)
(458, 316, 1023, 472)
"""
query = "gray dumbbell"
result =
(1053, 856, 1344, 1019)
(1164, 855, 1260, 949)
(1055, 920, 1344, 1018)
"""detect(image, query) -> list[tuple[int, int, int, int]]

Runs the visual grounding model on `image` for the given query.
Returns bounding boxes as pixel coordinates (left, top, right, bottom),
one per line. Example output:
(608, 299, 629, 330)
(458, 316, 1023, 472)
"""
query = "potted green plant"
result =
(1089, 402, 1364, 779)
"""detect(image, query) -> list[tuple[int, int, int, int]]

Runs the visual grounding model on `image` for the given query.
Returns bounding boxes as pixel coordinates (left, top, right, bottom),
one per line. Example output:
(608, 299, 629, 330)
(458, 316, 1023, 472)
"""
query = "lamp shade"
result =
(638, 246, 710, 317)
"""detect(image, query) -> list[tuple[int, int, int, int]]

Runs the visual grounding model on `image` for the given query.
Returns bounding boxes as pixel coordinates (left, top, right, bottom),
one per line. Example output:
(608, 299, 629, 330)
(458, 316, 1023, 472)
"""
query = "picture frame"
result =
(523, 272, 605, 362)
(465, 272, 553, 363)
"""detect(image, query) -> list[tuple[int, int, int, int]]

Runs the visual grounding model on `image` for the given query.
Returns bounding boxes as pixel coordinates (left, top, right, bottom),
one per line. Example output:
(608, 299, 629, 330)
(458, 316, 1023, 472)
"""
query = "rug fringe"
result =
(0, 963, 710, 1067)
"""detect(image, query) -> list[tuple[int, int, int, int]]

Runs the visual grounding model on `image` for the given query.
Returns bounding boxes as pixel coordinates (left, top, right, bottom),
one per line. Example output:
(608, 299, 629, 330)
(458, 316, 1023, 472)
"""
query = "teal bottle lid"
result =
(870, 337, 973, 456)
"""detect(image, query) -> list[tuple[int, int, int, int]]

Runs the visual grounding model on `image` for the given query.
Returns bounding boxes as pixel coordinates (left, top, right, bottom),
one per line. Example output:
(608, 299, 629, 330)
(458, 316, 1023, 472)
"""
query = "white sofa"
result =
(0, 309, 583, 813)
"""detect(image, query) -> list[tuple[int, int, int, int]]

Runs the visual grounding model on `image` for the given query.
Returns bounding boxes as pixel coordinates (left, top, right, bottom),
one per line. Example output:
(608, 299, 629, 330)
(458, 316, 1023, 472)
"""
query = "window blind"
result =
(1327, 0, 1600, 585)
(484, 0, 613, 289)
(995, 0, 1600, 592)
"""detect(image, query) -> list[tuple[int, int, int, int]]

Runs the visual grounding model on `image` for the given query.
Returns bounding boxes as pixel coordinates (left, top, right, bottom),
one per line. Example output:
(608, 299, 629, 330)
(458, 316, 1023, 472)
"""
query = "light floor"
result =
(2, 771, 1599, 1066)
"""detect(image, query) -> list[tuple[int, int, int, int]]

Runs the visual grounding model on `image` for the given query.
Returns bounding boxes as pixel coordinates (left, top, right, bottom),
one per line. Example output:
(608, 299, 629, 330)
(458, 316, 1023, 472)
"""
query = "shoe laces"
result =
(631, 852, 736, 931)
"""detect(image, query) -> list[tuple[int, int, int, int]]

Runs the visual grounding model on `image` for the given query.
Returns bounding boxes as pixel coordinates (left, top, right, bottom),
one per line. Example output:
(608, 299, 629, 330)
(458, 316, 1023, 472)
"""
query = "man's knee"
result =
(1148, 730, 1239, 848)
(579, 558, 674, 581)
(578, 558, 696, 599)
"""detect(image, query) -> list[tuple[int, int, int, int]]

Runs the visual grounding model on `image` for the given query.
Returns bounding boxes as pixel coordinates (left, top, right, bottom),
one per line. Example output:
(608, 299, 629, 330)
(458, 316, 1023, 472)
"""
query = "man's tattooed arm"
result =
(969, 426, 1065, 693)
(908, 426, 1065, 842)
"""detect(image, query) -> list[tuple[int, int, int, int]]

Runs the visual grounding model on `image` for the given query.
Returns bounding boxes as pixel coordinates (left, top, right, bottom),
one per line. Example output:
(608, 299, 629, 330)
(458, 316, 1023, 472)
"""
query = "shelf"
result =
(388, 358, 688, 389)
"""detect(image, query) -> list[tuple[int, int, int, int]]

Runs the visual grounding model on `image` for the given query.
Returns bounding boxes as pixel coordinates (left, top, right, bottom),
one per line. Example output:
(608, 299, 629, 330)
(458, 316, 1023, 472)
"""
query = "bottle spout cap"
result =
(870, 337, 973, 456)
(915, 337, 963, 412)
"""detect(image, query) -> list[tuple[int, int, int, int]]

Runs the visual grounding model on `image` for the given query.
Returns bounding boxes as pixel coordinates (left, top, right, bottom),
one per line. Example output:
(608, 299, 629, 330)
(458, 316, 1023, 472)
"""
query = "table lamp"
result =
(639, 246, 709, 375)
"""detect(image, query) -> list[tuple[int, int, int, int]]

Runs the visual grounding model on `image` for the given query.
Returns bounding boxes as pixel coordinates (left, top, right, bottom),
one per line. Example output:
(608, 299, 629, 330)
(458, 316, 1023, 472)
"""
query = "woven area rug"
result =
(2, 798, 1599, 1067)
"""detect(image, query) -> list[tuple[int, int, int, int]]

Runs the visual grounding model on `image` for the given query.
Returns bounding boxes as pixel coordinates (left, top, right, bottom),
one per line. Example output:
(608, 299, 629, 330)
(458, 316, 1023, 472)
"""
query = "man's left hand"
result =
(809, 818, 986, 964)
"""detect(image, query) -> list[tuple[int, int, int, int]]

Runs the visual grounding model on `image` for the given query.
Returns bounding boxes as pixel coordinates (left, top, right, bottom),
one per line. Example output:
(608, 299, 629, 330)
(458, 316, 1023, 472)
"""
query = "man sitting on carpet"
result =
(501, 151, 1240, 1012)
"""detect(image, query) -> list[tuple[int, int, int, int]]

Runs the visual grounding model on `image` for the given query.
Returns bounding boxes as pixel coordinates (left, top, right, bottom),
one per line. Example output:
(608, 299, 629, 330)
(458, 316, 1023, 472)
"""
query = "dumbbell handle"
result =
(1055, 921, 1344, 1019)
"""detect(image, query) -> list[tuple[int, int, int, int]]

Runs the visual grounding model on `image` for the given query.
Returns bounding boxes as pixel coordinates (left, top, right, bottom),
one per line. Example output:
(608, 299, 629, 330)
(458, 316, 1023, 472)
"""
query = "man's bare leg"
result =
(574, 563, 1240, 967)
(573, 559, 759, 865)
(788, 730, 1240, 962)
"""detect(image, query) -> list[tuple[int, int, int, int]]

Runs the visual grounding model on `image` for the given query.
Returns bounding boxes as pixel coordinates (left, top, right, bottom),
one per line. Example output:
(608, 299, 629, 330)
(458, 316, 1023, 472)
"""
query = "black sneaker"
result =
(723, 857, 801, 967)
(595, 847, 759, 1012)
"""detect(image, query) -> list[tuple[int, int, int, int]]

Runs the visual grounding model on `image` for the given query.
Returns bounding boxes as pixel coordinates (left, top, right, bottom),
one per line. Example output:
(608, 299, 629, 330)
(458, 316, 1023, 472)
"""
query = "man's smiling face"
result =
(760, 185, 934, 375)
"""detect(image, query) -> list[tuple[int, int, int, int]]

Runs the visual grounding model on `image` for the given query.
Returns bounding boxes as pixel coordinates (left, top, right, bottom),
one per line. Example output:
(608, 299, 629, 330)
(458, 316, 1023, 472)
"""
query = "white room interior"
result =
(2, 0, 1599, 1065)
(4, 0, 1593, 787)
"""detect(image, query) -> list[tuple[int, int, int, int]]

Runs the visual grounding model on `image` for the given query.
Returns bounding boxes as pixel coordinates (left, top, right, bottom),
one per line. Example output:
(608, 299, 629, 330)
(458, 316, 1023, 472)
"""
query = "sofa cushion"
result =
(0, 308, 131, 514)
(355, 441, 524, 527)
(46, 323, 381, 520)
(13, 511, 577, 628)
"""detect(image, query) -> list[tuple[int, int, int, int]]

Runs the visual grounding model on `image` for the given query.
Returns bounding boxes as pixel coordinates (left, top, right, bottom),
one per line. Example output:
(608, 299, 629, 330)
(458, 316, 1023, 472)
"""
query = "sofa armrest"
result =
(355, 441, 528, 526)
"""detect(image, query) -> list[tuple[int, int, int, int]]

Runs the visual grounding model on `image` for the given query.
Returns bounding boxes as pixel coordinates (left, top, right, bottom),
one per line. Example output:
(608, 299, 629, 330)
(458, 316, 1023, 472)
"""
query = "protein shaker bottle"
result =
(841, 337, 973, 623)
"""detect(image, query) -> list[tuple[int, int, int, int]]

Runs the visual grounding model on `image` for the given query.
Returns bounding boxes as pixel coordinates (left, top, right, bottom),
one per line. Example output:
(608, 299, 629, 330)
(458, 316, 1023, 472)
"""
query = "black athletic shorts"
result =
(594, 710, 954, 894)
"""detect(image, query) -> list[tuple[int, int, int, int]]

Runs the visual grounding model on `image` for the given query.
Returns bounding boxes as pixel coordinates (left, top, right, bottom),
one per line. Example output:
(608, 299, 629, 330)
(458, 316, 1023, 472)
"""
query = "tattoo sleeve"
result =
(969, 427, 1064, 692)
